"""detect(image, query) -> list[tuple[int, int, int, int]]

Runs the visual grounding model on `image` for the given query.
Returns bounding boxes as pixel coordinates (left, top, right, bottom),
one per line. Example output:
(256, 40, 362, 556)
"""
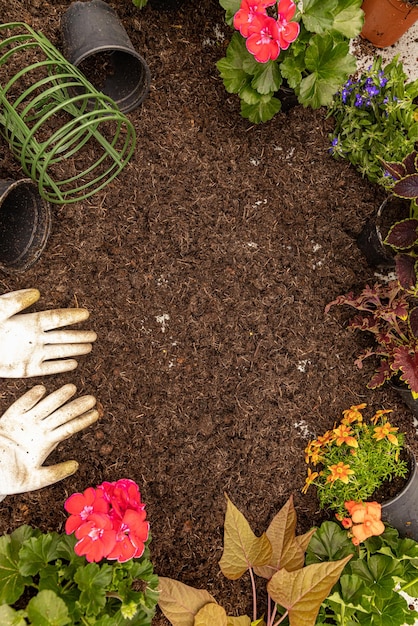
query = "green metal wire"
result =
(0, 23, 136, 204)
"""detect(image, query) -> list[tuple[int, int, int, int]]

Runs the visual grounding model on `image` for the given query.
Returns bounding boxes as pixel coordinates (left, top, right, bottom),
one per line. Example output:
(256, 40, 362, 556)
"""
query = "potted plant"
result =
(380, 149, 418, 292)
(327, 56, 418, 187)
(325, 281, 418, 408)
(216, 0, 364, 123)
(360, 0, 418, 48)
(0, 479, 159, 624)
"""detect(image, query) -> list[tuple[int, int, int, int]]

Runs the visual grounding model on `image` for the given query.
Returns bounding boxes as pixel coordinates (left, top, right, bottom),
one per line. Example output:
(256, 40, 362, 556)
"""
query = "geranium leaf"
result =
(267, 556, 352, 626)
(26, 589, 71, 626)
(0, 536, 32, 605)
(329, 0, 364, 38)
(73, 563, 113, 616)
(385, 219, 418, 249)
(391, 347, 418, 394)
(158, 577, 217, 626)
(0, 604, 27, 626)
(305, 521, 355, 565)
(194, 603, 228, 625)
(251, 61, 282, 95)
(395, 254, 417, 290)
(18, 534, 60, 576)
(240, 95, 282, 123)
(219, 495, 272, 580)
(299, 35, 356, 108)
(301, 0, 335, 34)
(219, 0, 241, 24)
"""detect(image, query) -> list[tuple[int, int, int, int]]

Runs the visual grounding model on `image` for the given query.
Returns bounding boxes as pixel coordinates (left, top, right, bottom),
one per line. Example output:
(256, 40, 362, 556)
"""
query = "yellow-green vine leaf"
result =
(158, 577, 217, 626)
(267, 556, 352, 626)
(250, 617, 266, 626)
(219, 494, 272, 580)
(194, 603, 228, 625)
(280, 528, 317, 572)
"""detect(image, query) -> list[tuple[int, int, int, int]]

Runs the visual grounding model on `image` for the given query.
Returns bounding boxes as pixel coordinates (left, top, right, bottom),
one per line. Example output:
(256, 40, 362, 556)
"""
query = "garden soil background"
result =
(0, 0, 417, 621)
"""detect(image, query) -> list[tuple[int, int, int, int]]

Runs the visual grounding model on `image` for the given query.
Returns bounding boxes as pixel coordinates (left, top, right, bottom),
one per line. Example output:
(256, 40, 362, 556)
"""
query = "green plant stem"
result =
(249, 567, 257, 622)
(401, 576, 418, 592)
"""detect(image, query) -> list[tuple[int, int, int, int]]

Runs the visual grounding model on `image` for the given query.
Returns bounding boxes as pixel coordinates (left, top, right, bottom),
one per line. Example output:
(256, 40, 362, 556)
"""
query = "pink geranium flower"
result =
(98, 478, 146, 518)
(246, 14, 281, 63)
(74, 513, 117, 563)
(233, 0, 275, 37)
(276, 0, 300, 50)
(107, 509, 150, 563)
(64, 487, 109, 534)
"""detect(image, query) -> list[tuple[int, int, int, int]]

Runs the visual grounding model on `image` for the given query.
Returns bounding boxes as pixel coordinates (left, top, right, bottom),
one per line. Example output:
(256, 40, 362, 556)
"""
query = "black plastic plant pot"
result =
(381, 449, 418, 541)
(61, 0, 151, 113)
(0, 179, 52, 274)
(390, 381, 418, 417)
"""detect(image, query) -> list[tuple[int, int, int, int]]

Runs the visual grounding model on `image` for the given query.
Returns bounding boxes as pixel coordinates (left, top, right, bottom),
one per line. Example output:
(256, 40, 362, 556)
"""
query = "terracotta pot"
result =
(381, 449, 418, 540)
(360, 0, 418, 48)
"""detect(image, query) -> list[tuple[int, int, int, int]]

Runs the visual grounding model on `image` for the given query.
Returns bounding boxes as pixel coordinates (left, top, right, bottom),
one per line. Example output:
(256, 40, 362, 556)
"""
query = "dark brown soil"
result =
(0, 0, 417, 622)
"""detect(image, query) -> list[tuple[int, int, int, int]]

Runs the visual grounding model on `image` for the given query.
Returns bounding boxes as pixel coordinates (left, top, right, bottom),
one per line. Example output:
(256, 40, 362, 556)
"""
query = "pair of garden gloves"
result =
(0, 289, 98, 501)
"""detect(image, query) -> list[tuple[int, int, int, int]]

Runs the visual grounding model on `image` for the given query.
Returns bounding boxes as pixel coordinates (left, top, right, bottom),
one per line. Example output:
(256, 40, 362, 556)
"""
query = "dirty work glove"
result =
(0, 384, 99, 500)
(0, 289, 97, 377)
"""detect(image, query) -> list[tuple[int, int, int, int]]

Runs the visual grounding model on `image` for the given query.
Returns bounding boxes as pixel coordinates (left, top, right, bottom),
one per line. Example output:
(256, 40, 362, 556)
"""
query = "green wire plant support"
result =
(0, 22, 136, 204)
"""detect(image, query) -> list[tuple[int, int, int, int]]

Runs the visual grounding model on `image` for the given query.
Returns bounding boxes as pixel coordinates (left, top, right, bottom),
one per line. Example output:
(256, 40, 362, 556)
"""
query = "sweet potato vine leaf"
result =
(157, 577, 217, 626)
(194, 602, 228, 625)
(267, 555, 352, 626)
(219, 495, 272, 580)
(254, 495, 315, 579)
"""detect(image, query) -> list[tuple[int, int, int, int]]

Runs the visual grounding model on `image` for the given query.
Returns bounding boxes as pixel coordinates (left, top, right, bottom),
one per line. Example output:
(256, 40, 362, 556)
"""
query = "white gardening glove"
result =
(0, 384, 99, 500)
(0, 289, 97, 377)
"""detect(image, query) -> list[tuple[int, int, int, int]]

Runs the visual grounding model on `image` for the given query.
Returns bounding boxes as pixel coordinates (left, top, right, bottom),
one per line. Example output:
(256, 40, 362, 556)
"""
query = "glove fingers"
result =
(46, 396, 98, 430)
(36, 359, 79, 376)
(37, 308, 91, 331)
(0, 289, 40, 320)
(44, 343, 94, 361)
(27, 383, 77, 421)
(44, 329, 97, 344)
(51, 408, 99, 443)
(29, 461, 80, 492)
(2, 384, 47, 419)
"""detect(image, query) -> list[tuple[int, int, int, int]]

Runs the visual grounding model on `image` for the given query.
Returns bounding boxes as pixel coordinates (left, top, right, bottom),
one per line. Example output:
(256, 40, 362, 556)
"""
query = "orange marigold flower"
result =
(373, 422, 399, 445)
(371, 408, 393, 425)
(315, 430, 335, 447)
(341, 403, 366, 424)
(326, 462, 354, 484)
(333, 424, 358, 448)
(301, 467, 319, 494)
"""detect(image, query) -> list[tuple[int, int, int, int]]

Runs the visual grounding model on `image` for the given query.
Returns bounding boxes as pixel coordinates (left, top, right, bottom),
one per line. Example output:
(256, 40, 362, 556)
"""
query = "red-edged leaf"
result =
(391, 346, 418, 394)
(366, 360, 392, 389)
(403, 150, 418, 175)
(395, 254, 417, 290)
(392, 174, 418, 200)
(381, 160, 406, 180)
(385, 219, 418, 249)
(409, 308, 418, 338)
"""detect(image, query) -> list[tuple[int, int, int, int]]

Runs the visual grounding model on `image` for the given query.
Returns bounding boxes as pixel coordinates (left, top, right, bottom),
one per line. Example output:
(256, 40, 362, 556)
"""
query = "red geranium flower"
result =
(246, 14, 281, 63)
(98, 478, 146, 518)
(276, 0, 299, 50)
(64, 487, 109, 534)
(106, 509, 150, 562)
(233, 0, 275, 37)
(74, 513, 117, 563)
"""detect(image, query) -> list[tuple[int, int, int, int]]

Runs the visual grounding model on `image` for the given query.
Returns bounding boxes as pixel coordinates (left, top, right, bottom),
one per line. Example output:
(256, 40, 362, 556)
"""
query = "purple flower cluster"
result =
(340, 70, 389, 108)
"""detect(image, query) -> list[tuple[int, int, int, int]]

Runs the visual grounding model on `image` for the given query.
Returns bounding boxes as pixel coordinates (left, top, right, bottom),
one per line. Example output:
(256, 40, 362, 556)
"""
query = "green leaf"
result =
(19, 534, 60, 576)
(219, 495, 272, 579)
(351, 555, 403, 599)
(251, 61, 281, 95)
(306, 521, 356, 564)
(0, 535, 32, 605)
(158, 577, 217, 626)
(73, 562, 113, 616)
(219, 0, 241, 25)
(0, 605, 27, 626)
(241, 96, 282, 123)
(299, 35, 356, 108)
(26, 589, 71, 626)
(329, 0, 364, 37)
(216, 34, 252, 94)
(267, 556, 352, 626)
(301, 0, 336, 34)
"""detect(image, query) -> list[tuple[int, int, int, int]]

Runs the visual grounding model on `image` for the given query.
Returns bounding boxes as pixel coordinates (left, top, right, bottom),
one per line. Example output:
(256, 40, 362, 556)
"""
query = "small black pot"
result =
(381, 449, 418, 540)
(391, 381, 418, 417)
(0, 179, 51, 274)
(61, 0, 151, 113)
(356, 195, 409, 269)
